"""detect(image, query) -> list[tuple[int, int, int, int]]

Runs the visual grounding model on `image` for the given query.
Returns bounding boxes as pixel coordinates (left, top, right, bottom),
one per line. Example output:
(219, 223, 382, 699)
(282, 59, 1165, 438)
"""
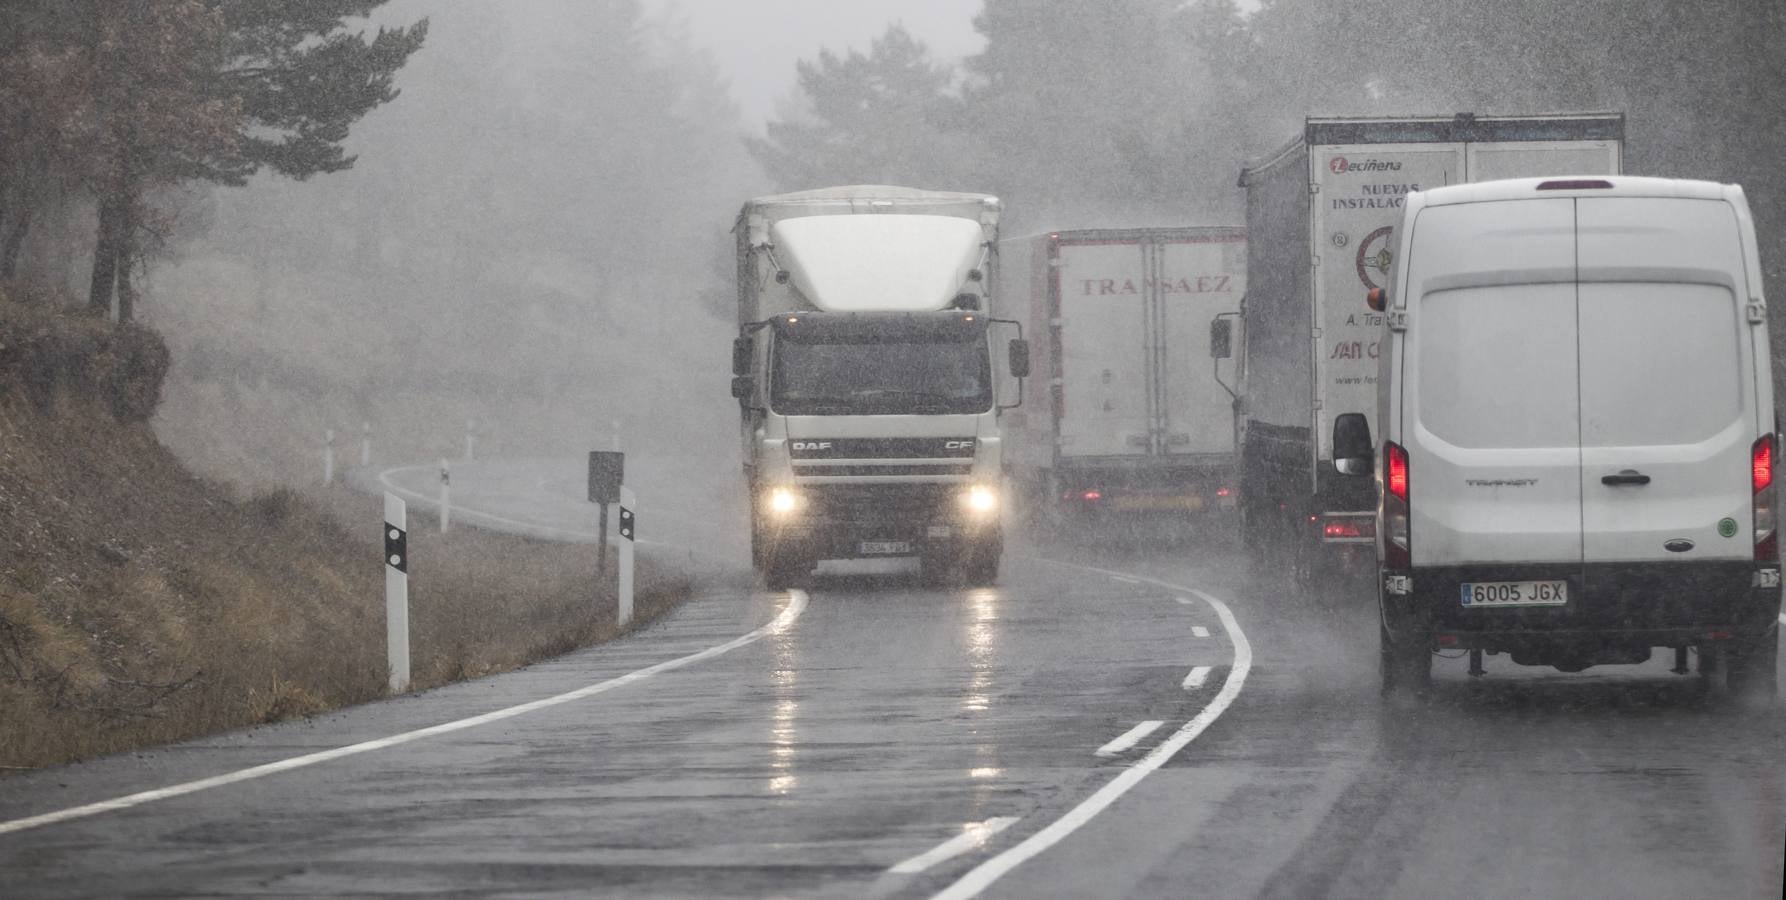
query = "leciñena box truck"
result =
(730, 186, 1030, 587)
(1002, 228, 1247, 529)
(1236, 112, 1623, 585)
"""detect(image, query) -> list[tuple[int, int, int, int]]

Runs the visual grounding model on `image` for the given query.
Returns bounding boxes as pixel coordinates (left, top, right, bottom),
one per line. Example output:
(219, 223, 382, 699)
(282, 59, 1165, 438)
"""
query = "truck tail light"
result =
(1384, 441, 1410, 569)
(1755, 435, 1776, 561)
(1323, 517, 1375, 540)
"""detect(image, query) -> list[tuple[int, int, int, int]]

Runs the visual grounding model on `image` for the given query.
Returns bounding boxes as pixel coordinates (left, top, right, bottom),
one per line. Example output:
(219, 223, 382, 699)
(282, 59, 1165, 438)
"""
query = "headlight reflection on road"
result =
(769, 630, 799, 796)
(963, 588, 998, 713)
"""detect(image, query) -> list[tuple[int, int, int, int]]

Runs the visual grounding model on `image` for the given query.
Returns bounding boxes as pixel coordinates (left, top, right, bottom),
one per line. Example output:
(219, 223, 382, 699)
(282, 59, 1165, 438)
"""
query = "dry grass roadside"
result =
(0, 293, 694, 773)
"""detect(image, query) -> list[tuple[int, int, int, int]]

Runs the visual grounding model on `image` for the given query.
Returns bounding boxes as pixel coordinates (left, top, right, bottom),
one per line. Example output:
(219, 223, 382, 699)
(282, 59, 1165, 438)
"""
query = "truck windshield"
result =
(771, 337, 992, 415)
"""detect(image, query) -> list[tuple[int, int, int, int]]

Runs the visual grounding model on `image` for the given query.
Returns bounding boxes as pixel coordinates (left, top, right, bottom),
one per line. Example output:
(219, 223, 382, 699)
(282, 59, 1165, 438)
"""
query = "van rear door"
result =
(1403, 198, 1583, 567)
(1574, 197, 1755, 565)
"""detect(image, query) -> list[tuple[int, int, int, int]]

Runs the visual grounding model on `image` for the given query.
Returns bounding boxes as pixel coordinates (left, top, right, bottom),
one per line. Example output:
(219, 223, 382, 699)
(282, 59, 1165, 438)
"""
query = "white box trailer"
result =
(1236, 112, 1624, 584)
(1003, 228, 1246, 522)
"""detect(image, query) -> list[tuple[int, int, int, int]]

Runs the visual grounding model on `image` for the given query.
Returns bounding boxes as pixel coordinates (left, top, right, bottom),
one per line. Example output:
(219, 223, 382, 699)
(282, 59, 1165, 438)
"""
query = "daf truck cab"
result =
(1336, 176, 1781, 700)
(731, 186, 1029, 588)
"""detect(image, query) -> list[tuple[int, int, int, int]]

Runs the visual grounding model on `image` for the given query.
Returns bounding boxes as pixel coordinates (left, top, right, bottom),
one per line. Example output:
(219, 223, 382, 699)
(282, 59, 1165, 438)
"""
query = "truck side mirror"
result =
(1209, 318, 1233, 359)
(1008, 339, 1031, 379)
(731, 337, 752, 376)
(730, 375, 753, 400)
(1332, 412, 1373, 476)
(1366, 288, 1388, 312)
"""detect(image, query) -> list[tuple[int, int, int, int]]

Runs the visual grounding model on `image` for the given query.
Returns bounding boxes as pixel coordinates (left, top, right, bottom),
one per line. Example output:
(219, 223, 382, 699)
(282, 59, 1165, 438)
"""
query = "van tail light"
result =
(1754, 435, 1777, 561)
(1384, 441, 1411, 569)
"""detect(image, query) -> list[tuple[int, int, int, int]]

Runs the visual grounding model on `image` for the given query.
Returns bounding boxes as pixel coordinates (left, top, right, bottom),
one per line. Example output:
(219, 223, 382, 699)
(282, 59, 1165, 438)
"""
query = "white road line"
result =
(1174, 596, 1194, 606)
(1093, 721, 1164, 758)
(0, 591, 810, 838)
(1110, 575, 1140, 584)
(890, 817, 1022, 875)
(1181, 666, 1212, 690)
(934, 567, 1252, 900)
(1192, 625, 1210, 639)
(1778, 612, 1785, 626)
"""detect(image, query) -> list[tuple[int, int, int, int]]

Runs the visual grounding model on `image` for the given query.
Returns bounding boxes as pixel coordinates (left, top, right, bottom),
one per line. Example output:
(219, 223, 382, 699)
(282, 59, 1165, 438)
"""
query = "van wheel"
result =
(1379, 619, 1432, 699)
(1724, 629, 1779, 703)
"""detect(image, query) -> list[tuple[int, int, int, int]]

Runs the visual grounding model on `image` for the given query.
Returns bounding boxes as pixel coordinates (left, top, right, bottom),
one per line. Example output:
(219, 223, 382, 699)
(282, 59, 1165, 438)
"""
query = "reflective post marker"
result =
(464, 418, 476, 462)
(438, 458, 451, 534)
(323, 429, 335, 485)
(384, 492, 411, 693)
(360, 421, 371, 467)
(618, 485, 636, 626)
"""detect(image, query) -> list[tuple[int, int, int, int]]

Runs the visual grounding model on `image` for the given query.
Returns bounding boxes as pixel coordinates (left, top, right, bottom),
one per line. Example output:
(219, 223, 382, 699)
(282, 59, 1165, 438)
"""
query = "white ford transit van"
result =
(1333, 176, 1781, 698)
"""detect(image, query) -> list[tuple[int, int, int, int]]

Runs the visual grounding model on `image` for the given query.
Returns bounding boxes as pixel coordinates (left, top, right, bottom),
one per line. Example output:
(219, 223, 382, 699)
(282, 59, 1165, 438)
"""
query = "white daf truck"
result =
(1236, 112, 1624, 586)
(730, 186, 1029, 587)
(1002, 228, 1246, 528)
(1334, 176, 1781, 699)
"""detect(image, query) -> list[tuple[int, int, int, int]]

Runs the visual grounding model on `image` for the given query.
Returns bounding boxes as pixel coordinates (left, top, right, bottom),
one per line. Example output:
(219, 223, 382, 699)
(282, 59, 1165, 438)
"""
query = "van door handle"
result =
(1601, 470, 1651, 486)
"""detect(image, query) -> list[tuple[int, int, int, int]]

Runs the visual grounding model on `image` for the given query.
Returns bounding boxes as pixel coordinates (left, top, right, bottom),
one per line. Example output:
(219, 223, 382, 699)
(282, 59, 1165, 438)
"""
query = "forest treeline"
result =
(0, 1, 426, 321)
(755, 0, 1786, 279)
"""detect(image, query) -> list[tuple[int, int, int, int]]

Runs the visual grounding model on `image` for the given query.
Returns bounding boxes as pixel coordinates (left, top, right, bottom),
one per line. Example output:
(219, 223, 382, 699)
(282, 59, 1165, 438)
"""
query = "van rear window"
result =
(1416, 283, 1579, 449)
(1578, 283, 1742, 447)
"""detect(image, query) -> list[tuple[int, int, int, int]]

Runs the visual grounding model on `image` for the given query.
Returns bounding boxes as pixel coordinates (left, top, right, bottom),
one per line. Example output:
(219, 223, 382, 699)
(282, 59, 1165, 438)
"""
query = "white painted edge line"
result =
(1181, 666, 1212, 690)
(932, 567, 1252, 900)
(1192, 625, 1211, 639)
(0, 591, 810, 838)
(890, 817, 1022, 875)
(1093, 721, 1164, 758)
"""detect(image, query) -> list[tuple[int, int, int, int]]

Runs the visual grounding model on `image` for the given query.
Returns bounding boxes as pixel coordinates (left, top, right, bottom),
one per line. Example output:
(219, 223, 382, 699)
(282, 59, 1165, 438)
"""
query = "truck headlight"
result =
(767, 486, 802, 516)
(963, 485, 999, 515)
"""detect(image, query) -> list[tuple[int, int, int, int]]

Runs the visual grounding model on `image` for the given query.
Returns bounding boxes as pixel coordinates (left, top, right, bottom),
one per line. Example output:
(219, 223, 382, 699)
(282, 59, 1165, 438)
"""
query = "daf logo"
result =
(791, 441, 831, 451)
(944, 440, 975, 450)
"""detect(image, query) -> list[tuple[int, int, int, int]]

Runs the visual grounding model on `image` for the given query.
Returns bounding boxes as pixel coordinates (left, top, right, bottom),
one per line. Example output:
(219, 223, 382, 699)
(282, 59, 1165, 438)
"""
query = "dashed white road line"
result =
(1778, 612, 1785, 626)
(1191, 625, 1211, 639)
(1175, 596, 1194, 606)
(890, 817, 1022, 875)
(0, 591, 810, 838)
(933, 566, 1252, 900)
(1181, 666, 1212, 690)
(1110, 575, 1140, 584)
(1093, 721, 1164, 758)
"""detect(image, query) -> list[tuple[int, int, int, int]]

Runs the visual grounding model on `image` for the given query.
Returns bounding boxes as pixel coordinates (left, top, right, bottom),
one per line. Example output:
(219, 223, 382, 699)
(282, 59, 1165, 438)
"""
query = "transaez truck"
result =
(1002, 228, 1247, 526)
(1236, 112, 1624, 585)
(730, 186, 1030, 588)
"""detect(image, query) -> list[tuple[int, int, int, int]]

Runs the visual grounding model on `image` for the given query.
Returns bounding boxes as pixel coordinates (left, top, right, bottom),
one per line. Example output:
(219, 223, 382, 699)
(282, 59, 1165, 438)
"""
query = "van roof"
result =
(1418, 176, 1738, 207)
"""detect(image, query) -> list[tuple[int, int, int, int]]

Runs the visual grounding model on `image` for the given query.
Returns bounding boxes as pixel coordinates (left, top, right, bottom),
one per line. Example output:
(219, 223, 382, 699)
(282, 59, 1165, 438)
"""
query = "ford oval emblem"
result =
(1664, 539, 1695, 553)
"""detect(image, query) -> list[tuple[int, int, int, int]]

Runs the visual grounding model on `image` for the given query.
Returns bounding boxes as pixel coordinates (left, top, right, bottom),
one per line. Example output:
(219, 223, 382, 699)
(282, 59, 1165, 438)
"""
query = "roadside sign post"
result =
(383, 492, 410, 694)
(588, 450, 624, 582)
(618, 486, 636, 626)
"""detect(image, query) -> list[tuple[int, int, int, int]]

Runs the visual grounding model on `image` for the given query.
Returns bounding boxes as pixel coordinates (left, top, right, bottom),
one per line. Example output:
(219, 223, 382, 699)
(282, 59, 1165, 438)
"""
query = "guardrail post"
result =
(618, 485, 636, 626)
(438, 458, 451, 533)
(384, 492, 410, 693)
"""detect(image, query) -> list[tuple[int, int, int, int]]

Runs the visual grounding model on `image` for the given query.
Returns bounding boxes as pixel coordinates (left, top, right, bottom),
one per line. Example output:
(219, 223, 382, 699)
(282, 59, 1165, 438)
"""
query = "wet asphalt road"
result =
(2, 460, 1782, 898)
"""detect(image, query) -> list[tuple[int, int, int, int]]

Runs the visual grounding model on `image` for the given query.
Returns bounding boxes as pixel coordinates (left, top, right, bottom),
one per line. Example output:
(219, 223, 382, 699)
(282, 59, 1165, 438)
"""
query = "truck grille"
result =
(804, 483, 956, 524)
(795, 463, 973, 477)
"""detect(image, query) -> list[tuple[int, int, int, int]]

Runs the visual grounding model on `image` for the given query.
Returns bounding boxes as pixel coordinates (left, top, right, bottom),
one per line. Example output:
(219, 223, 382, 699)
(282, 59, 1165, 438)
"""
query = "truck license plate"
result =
(1460, 580, 1567, 607)
(1111, 495, 1204, 512)
(859, 541, 911, 555)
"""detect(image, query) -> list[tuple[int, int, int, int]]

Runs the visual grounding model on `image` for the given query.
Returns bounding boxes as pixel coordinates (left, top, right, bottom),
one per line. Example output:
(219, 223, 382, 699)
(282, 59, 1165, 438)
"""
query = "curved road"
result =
(2, 459, 1781, 898)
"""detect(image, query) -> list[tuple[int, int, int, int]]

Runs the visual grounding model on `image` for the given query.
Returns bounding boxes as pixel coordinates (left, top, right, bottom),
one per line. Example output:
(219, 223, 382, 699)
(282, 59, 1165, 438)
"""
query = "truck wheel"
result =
(1379, 619, 1431, 699)
(963, 544, 1000, 586)
(1724, 628, 1779, 703)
